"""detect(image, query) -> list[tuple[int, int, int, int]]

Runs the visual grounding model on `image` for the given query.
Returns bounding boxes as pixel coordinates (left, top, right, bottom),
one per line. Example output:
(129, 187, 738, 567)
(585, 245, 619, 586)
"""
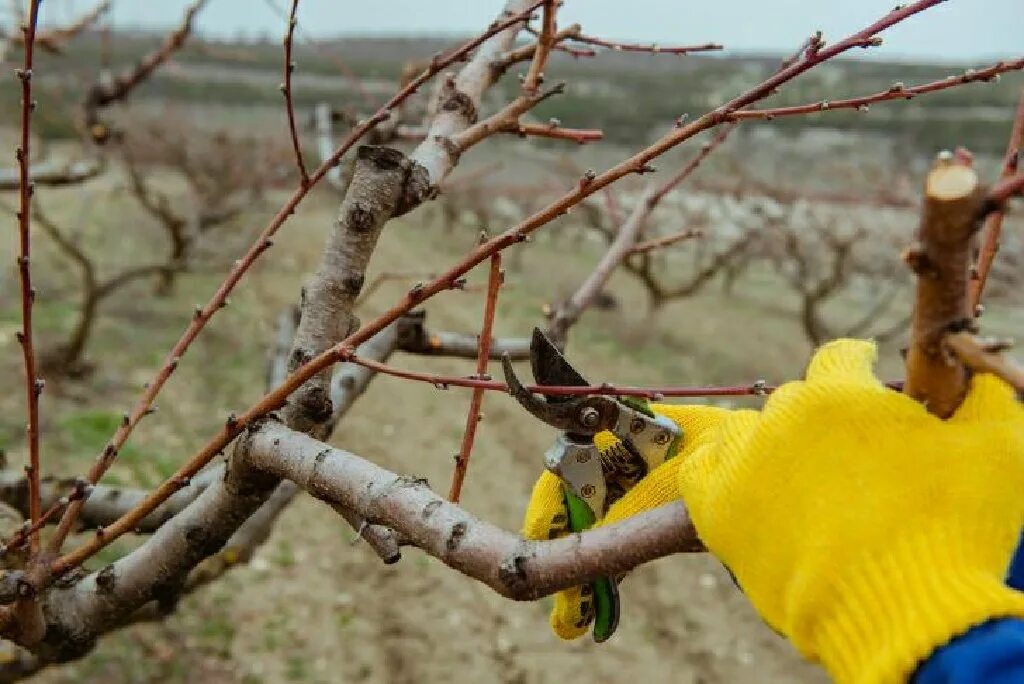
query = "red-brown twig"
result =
(987, 171, 1024, 205)
(507, 121, 603, 143)
(493, 23, 589, 71)
(16, 0, 111, 55)
(522, 0, 556, 94)
(282, 0, 308, 185)
(569, 32, 722, 56)
(970, 88, 1024, 312)
(729, 57, 1024, 121)
(40, 1, 548, 563)
(347, 354, 775, 399)
(449, 253, 503, 502)
(627, 228, 704, 255)
(51, 0, 942, 574)
(14, 0, 43, 554)
(260, 0, 373, 106)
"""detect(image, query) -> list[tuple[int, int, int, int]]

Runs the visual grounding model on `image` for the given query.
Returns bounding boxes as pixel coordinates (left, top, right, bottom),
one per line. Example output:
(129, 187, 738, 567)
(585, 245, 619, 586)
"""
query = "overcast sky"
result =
(29, 0, 1024, 63)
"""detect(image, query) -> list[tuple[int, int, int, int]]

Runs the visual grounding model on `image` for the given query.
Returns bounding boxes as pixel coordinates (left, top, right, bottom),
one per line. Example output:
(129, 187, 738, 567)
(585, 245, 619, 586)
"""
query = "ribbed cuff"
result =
(810, 518, 1024, 684)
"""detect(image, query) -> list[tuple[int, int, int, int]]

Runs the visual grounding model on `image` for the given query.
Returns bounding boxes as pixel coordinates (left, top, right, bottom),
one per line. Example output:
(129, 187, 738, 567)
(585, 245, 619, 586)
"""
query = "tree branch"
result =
(0, 158, 104, 191)
(903, 152, 986, 417)
(241, 421, 704, 600)
(281, 0, 309, 185)
(82, 0, 209, 143)
(14, 0, 43, 556)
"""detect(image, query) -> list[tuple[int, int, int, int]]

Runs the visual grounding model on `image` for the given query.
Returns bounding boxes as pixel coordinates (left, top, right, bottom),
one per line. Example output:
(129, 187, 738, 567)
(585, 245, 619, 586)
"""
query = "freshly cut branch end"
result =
(903, 153, 986, 418)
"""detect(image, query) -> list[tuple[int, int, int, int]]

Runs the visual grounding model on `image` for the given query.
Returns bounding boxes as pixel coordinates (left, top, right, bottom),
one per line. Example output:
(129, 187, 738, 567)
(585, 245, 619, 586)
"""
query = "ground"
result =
(1, 139, 1022, 683)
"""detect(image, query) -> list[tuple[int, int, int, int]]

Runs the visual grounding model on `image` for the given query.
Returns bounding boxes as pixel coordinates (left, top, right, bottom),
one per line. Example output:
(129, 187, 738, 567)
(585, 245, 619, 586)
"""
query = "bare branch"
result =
(627, 228, 703, 255)
(521, 0, 556, 94)
(945, 333, 1024, 392)
(395, 312, 530, 361)
(241, 421, 704, 600)
(82, 0, 209, 143)
(547, 183, 658, 345)
(970, 88, 1022, 309)
(0, 158, 104, 191)
(15, 0, 43, 555)
(23, 1, 110, 54)
(903, 153, 986, 418)
(282, 0, 309, 185)
(0, 468, 222, 534)
(449, 253, 503, 502)
(567, 32, 722, 56)
(729, 57, 1024, 122)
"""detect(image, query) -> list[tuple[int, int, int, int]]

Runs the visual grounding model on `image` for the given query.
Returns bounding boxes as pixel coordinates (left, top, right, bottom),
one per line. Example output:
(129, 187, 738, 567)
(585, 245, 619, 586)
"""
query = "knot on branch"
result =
(497, 543, 535, 600)
(355, 144, 407, 172)
(289, 386, 334, 431)
(395, 160, 432, 217)
(439, 89, 478, 125)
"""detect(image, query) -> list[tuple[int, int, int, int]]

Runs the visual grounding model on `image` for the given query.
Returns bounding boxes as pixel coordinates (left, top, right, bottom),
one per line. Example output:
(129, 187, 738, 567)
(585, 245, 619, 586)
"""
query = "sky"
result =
(29, 0, 1024, 63)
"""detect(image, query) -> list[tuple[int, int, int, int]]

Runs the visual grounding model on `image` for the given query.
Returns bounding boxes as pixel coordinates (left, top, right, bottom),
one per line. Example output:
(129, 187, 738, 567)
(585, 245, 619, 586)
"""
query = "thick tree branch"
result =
(903, 153, 987, 417)
(241, 421, 703, 600)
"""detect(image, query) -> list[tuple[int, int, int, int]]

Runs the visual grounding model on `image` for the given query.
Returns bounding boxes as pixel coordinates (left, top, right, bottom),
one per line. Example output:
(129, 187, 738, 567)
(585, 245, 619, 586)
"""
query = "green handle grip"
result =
(563, 487, 620, 642)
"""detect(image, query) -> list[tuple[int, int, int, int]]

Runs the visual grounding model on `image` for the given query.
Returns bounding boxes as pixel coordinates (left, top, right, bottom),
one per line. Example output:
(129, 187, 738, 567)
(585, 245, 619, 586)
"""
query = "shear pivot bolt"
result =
(579, 407, 600, 428)
(653, 431, 671, 445)
(630, 417, 645, 433)
(581, 484, 596, 498)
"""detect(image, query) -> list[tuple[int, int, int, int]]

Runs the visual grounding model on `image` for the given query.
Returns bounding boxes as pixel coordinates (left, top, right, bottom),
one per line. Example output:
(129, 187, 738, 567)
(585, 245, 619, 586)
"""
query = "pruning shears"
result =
(502, 328, 684, 642)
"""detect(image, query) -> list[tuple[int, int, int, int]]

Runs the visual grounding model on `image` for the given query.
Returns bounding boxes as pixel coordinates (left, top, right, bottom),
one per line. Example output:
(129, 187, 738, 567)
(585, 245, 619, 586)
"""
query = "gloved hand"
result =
(678, 339, 1024, 684)
(522, 402, 730, 639)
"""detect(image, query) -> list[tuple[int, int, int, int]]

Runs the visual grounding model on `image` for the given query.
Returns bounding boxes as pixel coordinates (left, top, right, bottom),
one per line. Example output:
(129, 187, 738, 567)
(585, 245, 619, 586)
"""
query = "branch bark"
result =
(240, 421, 703, 600)
(903, 153, 986, 417)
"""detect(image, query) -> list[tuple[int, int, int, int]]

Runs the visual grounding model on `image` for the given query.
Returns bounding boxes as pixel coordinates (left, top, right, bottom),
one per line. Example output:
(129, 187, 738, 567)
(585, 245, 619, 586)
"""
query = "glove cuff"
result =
(810, 517, 1024, 684)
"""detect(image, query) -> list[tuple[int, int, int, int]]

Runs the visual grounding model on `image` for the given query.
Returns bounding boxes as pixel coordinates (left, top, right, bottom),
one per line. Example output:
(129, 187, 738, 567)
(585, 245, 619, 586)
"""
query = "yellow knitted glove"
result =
(522, 403, 730, 639)
(679, 339, 1024, 684)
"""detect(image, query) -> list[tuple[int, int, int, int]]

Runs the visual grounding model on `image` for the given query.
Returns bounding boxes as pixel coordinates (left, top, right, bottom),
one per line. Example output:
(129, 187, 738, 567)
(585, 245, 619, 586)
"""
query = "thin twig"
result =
(281, 0, 308, 185)
(52, 0, 944, 574)
(987, 171, 1024, 205)
(970, 88, 1024, 312)
(43, 1, 549, 562)
(650, 123, 736, 204)
(82, 0, 209, 143)
(14, 0, 43, 554)
(945, 333, 1024, 392)
(5, 0, 110, 54)
(449, 253, 503, 502)
(627, 228, 703, 255)
(505, 121, 603, 143)
(345, 354, 776, 399)
(729, 57, 1024, 121)
(260, 0, 373, 105)
(521, 0, 555, 94)
(568, 32, 722, 56)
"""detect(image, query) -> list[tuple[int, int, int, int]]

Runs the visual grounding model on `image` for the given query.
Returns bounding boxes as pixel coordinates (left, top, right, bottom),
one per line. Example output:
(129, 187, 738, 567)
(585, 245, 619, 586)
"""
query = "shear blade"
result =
(502, 353, 581, 431)
(530, 328, 589, 400)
